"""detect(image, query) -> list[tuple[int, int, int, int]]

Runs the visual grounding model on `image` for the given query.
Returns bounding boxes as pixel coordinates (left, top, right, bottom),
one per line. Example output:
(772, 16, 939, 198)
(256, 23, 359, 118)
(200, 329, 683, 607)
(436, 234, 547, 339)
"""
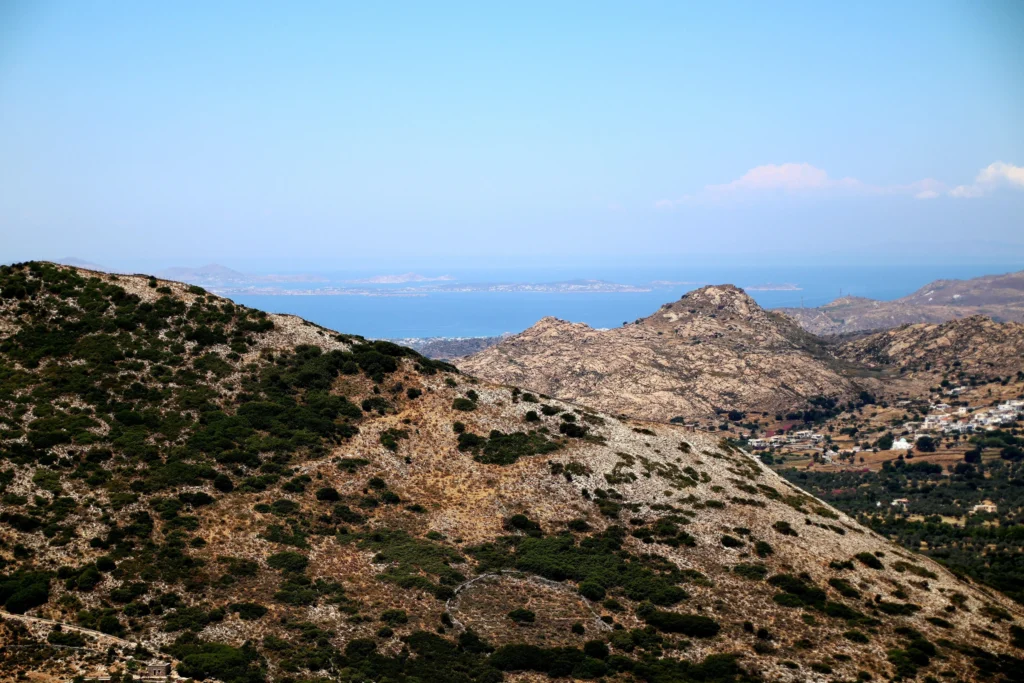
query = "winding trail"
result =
(0, 609, 138, 650)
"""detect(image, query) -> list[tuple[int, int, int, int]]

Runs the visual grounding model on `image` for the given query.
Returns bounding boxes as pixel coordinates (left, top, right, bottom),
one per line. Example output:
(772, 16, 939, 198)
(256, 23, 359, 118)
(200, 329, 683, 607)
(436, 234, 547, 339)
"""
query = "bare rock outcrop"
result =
(836, 315, 1024, 379)
(460, 285, 858, 421)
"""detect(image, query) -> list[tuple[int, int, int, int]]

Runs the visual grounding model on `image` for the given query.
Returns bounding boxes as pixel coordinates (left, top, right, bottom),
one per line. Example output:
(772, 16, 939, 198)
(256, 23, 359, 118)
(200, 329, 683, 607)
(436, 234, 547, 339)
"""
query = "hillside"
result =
(459, 286, 863, 423)
(398, 336, 509, 360)
(777, 270, 1024, 335)
(0, 264, 1022, 683)
(836, 316, 1024, 380)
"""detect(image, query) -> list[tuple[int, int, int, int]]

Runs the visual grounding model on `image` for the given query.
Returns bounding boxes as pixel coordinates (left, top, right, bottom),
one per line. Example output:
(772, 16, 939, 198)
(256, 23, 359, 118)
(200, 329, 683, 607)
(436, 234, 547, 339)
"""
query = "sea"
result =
(228, 264, 1022, 340)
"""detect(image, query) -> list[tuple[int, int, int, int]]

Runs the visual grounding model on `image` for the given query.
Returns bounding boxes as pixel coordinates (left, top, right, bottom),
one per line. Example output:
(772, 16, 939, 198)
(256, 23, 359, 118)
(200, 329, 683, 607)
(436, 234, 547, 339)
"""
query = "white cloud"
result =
(950, 161, 1024, 199)
(704, 163, 861, 195)
(655, 160, 1021, 207)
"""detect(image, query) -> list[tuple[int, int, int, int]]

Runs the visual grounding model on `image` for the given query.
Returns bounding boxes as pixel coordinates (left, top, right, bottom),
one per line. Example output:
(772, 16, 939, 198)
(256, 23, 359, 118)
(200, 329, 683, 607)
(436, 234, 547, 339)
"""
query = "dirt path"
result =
(0, 610, 138, 649)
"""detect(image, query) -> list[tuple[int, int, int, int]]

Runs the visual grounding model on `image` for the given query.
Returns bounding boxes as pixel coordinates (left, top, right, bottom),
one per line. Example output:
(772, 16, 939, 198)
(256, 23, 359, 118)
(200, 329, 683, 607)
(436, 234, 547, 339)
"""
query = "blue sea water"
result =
(228, 264, 1021, 339)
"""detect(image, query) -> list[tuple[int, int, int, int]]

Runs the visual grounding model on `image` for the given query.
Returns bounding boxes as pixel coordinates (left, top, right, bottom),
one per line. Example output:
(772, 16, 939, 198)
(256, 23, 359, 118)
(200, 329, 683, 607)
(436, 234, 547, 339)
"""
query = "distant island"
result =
(209, 279, 651, 296)
(744, 283, 802, 291)
(347, 273, 455, 284)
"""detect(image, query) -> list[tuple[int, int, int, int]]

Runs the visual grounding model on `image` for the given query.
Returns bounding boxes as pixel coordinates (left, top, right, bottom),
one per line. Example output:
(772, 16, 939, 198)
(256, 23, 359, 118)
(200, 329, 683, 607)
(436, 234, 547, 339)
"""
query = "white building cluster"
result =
(915, 399, 1023, 437)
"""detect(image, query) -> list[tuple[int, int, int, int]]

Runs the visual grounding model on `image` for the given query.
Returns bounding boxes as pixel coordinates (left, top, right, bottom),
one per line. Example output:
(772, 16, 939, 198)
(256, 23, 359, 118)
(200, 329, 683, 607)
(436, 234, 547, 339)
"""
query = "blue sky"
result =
(1, 1, 1022, 271)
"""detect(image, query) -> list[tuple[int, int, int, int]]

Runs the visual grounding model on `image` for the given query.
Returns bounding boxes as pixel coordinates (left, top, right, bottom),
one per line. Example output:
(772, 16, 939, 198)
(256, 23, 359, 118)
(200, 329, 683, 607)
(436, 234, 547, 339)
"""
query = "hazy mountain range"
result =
(778, 270, 1024, 335)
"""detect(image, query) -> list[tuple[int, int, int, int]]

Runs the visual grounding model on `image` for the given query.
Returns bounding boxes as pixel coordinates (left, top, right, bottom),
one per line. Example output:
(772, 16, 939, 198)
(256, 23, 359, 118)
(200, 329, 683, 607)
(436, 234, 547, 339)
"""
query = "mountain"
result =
(1, 263, 1022, 682)
(460, 285, 861, 422)
(778, 270, 1024, 335)
(55, 257, 112, 272)
(156, 263, 251, 284)
(835, 315, 1024, 380)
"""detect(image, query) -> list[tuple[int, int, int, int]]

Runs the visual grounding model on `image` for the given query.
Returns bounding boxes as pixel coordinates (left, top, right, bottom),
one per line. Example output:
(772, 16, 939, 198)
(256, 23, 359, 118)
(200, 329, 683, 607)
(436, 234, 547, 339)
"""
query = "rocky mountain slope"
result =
(835, 315, 1024, 380)
(459, 286, 862, 423)
(778, 270, 1024, 335)
(0, 264, 1022, 683)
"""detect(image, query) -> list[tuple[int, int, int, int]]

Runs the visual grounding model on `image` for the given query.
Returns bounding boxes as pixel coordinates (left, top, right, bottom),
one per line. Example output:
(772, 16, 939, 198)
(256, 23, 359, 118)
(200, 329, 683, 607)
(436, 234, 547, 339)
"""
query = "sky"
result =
(1, 1, 1023, 272)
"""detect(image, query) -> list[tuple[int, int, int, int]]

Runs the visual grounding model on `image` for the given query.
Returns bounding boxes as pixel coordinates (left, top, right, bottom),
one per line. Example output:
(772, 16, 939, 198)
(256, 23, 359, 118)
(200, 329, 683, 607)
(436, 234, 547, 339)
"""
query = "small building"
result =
(970, 502, 998, 515)
(145, 662, 172, 678)
(892, 438, 912, 451)
(891, 498, 909, 510)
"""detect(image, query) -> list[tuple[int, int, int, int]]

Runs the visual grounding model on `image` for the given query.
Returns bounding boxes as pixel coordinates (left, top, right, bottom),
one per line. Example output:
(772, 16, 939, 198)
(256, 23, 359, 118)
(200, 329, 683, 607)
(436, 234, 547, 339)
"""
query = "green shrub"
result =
(506, 514, 542, 536)
(828, 577, 860, 598)
(163, 606, 215, 632)
(270, 499, 299, 516)
(230, 602, 268, 620)
(854, 552, 883, 570)
(772, 521, 797, 536)
(316, 487, 340, 501)
(48, 629, 86, 647)
(733, 563, 768, 580)
(768, 574, 826, 609)
(267, 551, 308, 573)
(458, 429, 560, 465)
(583, 640, 609, 660)
(578, 581, 606, 601)
(380, 428, 409, 451)
(380, 608, 409, 625)
(639, 606, 720, 637)
(559, 423, 588, 438)
(875, 600, 920, 616)
(508, 608, 536, 624)
(453, 398, 476, 412)
(171, 640, 263, 683)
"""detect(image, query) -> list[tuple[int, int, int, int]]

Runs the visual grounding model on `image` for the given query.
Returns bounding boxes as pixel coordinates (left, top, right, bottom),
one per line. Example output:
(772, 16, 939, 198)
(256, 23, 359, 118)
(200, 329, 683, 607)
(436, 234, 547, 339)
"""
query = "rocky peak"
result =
(677, 284, 759, 315)
(640, 284, 769, 330)
(462, 287, 858, 421)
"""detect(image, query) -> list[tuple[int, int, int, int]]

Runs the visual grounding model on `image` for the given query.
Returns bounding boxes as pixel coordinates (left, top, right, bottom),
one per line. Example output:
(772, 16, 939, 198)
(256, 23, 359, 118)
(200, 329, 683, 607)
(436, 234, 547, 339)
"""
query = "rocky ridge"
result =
(835, 315, 1024, 380)
(778, 270, 1024, 335)
(459, 286, 861, 422)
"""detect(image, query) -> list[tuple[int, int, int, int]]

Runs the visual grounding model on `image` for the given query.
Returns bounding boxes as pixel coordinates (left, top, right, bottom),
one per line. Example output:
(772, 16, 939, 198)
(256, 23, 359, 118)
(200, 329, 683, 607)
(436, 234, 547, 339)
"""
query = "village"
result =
(744, 396, 1023, 462)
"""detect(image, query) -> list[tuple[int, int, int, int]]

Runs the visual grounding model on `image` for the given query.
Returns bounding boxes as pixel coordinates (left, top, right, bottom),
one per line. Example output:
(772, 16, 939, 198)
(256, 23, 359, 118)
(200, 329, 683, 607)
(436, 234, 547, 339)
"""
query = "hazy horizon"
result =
(2, 2, 1023, 267)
